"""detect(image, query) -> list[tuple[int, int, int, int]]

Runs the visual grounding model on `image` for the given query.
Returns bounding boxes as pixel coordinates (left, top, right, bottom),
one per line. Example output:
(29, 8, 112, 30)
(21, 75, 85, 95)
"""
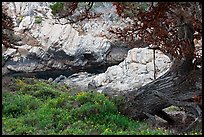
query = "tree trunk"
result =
(119, 57, 202, 122)
(119, 20, 202, 124)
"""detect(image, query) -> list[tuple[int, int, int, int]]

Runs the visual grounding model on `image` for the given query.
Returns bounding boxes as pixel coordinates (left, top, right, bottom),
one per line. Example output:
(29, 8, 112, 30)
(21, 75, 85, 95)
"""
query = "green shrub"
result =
(70, 91, 118, 122)
(2, 56, 5, 61)
(50, 2, 64, 15)
(32, 87, 61, 100)
(2, 78, 173, 135)
(35, 16, 42, 24)
(35, 105, 57, 129)
(75, 91, 117, 113)
(3, 92, 42, 118)
(35, 102, 72, 130)
(15, 79, 62, 100)
(45, 92, 76, 114)
(2, 117, 36, 135)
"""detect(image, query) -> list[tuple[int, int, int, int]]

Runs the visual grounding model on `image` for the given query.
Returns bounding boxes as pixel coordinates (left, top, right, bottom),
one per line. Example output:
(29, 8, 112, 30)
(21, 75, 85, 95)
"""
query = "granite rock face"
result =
(3, 2, 174, 95)
(62, 47, 172, 95)
(2, 2, 128, 76)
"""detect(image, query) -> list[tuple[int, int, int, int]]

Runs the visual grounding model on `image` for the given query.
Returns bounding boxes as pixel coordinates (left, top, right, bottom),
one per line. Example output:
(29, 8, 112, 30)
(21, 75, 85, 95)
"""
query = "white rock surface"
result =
(18, 16, 35, 30)
(3, 48, 17, 57)
(3, 2, 114, 62)
(63, 47, 172, 94)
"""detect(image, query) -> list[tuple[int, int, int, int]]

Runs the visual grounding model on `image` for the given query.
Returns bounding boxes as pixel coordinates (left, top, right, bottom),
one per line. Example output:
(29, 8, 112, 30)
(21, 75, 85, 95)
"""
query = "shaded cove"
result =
(7, 64, 110, 80)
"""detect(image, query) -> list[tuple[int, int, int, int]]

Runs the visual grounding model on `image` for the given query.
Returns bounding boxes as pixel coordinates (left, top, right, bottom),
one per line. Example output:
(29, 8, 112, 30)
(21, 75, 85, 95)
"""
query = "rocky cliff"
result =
(2, 2, 173, 94)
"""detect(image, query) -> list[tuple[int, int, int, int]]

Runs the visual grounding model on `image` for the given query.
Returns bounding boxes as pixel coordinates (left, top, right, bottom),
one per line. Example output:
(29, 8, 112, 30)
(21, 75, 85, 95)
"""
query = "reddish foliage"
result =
(111, 2, 202, 61)
(192, 95, 202, 105)
(2, 7, 14, 49)
(112, 2, 126, 17)
(64, 2, 78, 16)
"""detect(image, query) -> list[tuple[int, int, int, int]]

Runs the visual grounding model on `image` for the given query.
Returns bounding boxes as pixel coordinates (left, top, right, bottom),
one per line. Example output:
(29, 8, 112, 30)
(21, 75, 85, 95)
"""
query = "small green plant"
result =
(2, 56, 5, 61)
(18, 15, 24, 22)
(50, 2, 64, 15)
(34, 16, 42, 24)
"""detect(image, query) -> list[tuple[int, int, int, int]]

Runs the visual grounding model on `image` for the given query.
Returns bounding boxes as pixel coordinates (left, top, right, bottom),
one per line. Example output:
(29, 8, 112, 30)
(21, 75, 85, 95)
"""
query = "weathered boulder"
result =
(62, 47, 172, 95)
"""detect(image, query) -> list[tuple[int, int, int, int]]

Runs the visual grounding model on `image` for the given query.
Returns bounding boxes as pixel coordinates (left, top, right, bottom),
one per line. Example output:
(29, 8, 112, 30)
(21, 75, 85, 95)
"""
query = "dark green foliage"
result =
(3, 92, 42, 118)
(50, 2, 64, 15)
(2, 56, 5, 61)
(13, 78, 64, 100)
